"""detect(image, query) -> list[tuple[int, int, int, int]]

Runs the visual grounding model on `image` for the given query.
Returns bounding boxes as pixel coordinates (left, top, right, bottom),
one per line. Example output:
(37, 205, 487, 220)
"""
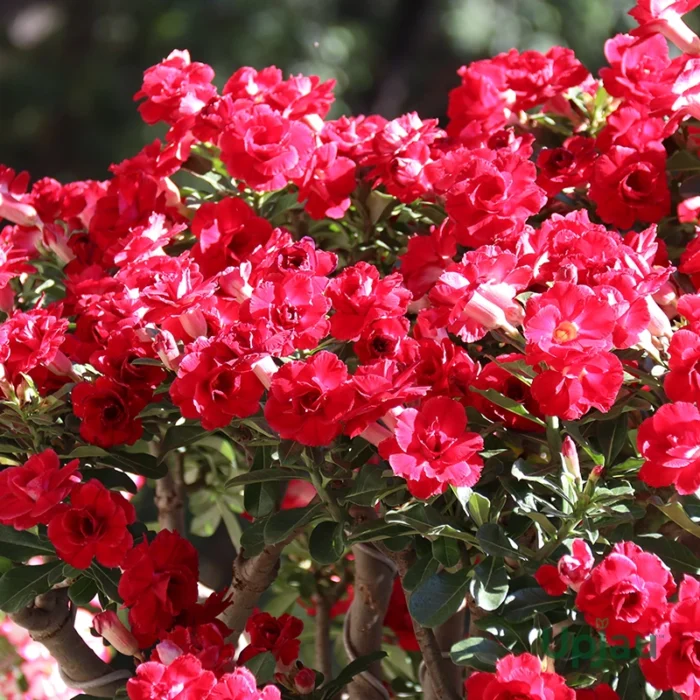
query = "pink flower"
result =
(379, 396, 484, 499)
(630, 0, 700, 54)
(126, 654, 217, 700)
(558, 539, 594, 591)
(93, 611, 140, 658)
(210, 667, 281, 700)
(664, 329, 700, 405)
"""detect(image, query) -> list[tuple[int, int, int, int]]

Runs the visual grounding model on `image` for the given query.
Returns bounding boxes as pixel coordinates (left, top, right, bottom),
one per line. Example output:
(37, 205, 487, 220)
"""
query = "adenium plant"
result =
(4, 2, 700, 699)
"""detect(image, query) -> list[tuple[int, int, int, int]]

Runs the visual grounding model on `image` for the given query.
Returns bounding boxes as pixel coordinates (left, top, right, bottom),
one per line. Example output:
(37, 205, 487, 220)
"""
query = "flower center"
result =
(553, 320, 578, 343)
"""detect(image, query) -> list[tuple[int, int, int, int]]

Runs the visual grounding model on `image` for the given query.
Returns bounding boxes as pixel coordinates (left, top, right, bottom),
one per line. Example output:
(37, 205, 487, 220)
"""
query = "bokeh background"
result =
(0, 0, 698, 181)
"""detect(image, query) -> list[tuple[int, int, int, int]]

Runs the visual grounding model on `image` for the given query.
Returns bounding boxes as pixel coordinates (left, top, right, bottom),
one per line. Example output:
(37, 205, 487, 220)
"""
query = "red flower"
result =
(535, 565, 568, 597)
(629, 0, 700, 54)
(47, 479, 135, 569)
(264, 351, 355, 446)
(321, 115, 387, 159)
(641, 575, 700, 697)
(379, 396, 484, 499)
(72, 376, 147, 448)
(353, 317, 411, 364)
(170, 333, 265, 431)
(524, 283, 616, 364)
(295, 143, 356, 220)
(530, 351, 623, 421)
(135, 50, 217, 126)
(210, 667, 281, 700)
(0, 449, 79, 530)
(383, 577, 419, 652)
(469, 354, 544, 432)
(326, 262, 411, 341)
(536, 136, 597, 197)
(219, 104, 315, 191)
(589, 145, 670, 229)
(558, 539, 594, 592)
(93, 610, 140, 658)
(575, 685, 619, 700)
(126, 654, 217, 700)
(152, 624, 235, 677)
(466, 652, 575, 700)
(119, 530, 200, 648)
(575, 541, 675, 646)
(238, 612, 303, 671)
(638, 402, 700, 495)
(664, 330, 700, 405)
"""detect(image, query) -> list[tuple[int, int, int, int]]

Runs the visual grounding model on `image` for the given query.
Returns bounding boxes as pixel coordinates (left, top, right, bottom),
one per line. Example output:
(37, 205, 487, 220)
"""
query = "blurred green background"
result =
(0, 0, 690, 182)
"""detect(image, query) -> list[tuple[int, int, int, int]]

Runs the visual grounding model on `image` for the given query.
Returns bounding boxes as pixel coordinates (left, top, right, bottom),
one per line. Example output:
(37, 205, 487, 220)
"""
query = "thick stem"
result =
(421, 609, 466, 700)
(344, 543, 396, 700)
(315, 597, 333, 681)
(10, 589, 131, 697)
(155, 454, 186, 535)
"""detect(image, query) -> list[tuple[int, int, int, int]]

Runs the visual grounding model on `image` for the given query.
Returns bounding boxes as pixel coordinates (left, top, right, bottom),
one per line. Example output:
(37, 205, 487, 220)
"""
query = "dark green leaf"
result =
(226, 467, 309, 488)
(88, 564, 122, 603)
(477, 523, 521, 559)
(309, 521, 346, 565)
(264, 503, 326, 545)
(432, 538, 461, 568)
(616, 663, 645, 699)
(450, 637, 509, 670)
(80, 467, 137, 494)
(159, 425, 208, 463)
(342, 464, 387, 506)
(323, 651, 387, 697)
(240, 520, 266, 557)
(243, 651, 276, 684)
(596, 414, 629, 466)
(0, 561, 64, 612)
(470, 557, 509, 612)
(68, 577, 99, 606)
(469, 387, 545, 425)
(244, 481, 282, 519)
(346, 520, 410, 543)
(103, 452, 166, 479)
(408, 569, 470, 628)
(503, 588, 562, 622)
(667, 150, 700, 173)
(653, 500, 700, 538)
(0, 526, 54, 562)
(403, 556, 440, 592)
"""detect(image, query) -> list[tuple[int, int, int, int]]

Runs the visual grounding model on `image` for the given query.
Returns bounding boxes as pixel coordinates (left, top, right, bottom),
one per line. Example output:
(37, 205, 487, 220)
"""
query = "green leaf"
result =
(244, 481, 282, 519)
(469, 386, 545, 425)
(634, 534, 700, 575)
(216, 497, 242, 550)
(323, 651, 387, 697)
(264, 503, 326, 545)
(653, 500, 700, 538)
(309, 521, 346, 565)
(191, 503, 222, 537)
(240, 520, 266, 557)
(667, 149, 700, 173)
(503, 587, 562, 622)
(432, 538, 461, 568)
(563, 422, 605, 466)
(596, 414, 629, 466)
(476, 523, 521, 559)
(616, 663, 646, 699)
(243, 651, 276, 684)
(68, 577, 99, 606)
(226, 467, 309, 488)
(450, 637, 510, 670)
(468, 492, 491, 526)
(0, 561, 64, 612)
(88, 564, 122, 603)
(0, 526, 54, 562)
(346, 520, 410, 544)
(343, 464, 387, 507)
(103, 451, 166, 479)
(159, 425, 208, 463)
(80, 467, 137, 494)
(470, 557, 509, 612)
(408, 569, 470, 628)
(65, 445, 109, 459)
(403, 556, 440, 592)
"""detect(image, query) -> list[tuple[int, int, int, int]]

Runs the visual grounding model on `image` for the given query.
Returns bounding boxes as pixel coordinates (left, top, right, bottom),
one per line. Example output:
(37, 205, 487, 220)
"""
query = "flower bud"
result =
(93, 611, 140, 658)
(561, 436, 581, 484)
(293, 667, 316, 695)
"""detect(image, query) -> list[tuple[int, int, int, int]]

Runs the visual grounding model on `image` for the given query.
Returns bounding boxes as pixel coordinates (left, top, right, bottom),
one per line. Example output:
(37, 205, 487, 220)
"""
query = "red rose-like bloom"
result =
(589, 145, 670, 229)
(524, 282, 616, 364)
(558, 539, 594, 592)
(536, 136, 597, 197)
(466, 652, 575, 700)
(210, 667, 281, 700)
(126, 654, 216, 700)
(576, 685, 619, 700)
(119, 530, 200, 648)
(264, 352, 354, 446)
(664, 329, 700, 405)
(641, 575, 700, 697)
(637, 402, 700, 495)
(379, 396, 484, 499)
(384, 577, 419, 652)
(326, 262, 411, 341)
(135, 49, 217, 126)
(238, 612, 303, 671)
(72, 377, 147, 448)
(0, 449, 79, 530)
(575, 541, 675, 646)
(170, 333, 265, 431)
(219, 104, 315, 191)
(535, 565, 568, 596)
(47, 479, 135, 569)
(531, 351, 623, 421)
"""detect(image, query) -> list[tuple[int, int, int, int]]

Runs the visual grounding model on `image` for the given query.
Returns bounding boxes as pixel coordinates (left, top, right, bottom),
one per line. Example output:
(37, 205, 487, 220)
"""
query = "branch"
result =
(314, 596, 333, 681)
(10, 588, 131, 698)
(420, 609, 466, 700)
(155, 454, 186, 535)
(378, 545, 462, 700)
